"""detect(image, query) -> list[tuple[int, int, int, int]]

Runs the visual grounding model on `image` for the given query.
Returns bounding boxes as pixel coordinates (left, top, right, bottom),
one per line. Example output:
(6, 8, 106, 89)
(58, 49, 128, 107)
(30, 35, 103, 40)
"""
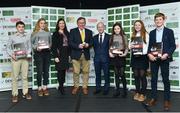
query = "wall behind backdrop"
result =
(0, 2, 180, 92)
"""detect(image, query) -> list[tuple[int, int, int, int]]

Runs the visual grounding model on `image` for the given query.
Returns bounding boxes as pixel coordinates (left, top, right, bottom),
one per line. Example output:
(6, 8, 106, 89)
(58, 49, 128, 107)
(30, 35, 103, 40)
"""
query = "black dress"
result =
(52, 31, 70, 70)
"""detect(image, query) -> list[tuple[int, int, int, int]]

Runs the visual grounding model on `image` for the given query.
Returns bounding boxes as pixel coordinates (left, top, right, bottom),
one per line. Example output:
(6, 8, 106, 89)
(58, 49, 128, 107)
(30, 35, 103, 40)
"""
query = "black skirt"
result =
(130, 54, 149, 70)
(110, 56, 126, 67)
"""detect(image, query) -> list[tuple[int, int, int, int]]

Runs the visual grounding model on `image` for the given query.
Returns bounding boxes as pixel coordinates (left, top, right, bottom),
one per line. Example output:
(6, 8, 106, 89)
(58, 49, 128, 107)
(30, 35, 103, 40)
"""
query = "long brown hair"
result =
(109, 22, 126, 49)
(32, 18, 49, 35)
(131, 20, 147, 43)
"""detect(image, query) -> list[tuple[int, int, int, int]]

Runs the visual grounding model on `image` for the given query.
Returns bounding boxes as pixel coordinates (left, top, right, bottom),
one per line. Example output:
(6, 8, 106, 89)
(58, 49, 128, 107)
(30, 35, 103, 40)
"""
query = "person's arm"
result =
(48, 32, 52, 49)
(147, 31, 156, 61)
(69, 29, 81, 50)
(167, 29, 176, 57)
(51, 32, 59, 58)
(6, 36, 14, 57)
(26, 34, 32, 55)
(31, 33, 38, 51)
(143, 33, 149, 54)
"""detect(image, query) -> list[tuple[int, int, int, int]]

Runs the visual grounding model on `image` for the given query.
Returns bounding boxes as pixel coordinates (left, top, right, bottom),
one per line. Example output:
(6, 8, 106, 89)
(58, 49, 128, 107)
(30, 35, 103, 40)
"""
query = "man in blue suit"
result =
(69, 17, 93, 95)
(93, 22, 110, 95)
(146, 13, 176, 111)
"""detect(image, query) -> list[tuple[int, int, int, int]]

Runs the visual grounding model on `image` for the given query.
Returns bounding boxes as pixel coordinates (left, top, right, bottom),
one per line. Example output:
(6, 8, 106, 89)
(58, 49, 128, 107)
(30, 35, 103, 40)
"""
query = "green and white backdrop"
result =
(0, 2, 180, 92)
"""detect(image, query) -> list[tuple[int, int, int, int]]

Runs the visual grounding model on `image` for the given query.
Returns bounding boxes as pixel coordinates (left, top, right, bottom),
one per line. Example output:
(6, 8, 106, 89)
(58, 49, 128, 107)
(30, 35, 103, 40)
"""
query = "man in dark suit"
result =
(69, 17, 93, 95)
(93, 22, 110, 95)
(146, 13, 176, 111)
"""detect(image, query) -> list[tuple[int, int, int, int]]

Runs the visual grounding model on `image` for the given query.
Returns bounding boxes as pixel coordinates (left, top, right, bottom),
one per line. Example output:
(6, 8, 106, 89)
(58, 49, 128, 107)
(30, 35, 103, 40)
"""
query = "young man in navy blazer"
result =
(69, 17, 93, 95)
(93, 22, 110, 95)
(146, 13, 176, 111)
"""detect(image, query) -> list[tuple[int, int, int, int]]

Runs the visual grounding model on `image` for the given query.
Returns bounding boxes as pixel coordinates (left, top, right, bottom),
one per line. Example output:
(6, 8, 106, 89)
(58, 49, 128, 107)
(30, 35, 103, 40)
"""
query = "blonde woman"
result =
(129, 20, 149, 102)
(31, 18, 52, 96)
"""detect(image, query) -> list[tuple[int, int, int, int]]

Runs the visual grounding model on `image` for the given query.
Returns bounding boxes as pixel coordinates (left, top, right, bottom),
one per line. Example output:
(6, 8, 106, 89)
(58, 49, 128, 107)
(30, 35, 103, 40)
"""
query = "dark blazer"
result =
(69, 27, 93, 60)
(52, 31, 70, 70)
(147, 27, 176, 61)
(93, 33, 110, 62)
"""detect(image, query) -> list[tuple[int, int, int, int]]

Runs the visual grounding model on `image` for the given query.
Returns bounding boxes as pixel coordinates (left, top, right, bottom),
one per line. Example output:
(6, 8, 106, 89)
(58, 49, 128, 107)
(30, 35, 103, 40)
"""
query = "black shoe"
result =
(103, 90, 109, 95)
(113, 90, 120, 98)
(121, 91, 127, 98)
(93, 90, 101, 95)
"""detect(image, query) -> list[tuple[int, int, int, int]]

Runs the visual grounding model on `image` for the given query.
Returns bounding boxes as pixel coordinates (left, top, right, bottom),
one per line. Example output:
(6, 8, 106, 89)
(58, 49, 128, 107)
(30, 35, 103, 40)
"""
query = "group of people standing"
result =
(7, 12, 176, 111)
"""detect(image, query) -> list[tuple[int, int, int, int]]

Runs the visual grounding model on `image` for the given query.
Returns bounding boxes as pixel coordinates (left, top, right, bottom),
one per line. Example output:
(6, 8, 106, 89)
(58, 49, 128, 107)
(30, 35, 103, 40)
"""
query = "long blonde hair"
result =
(32, 18, 49, 35)
(131, 20, 147, 44)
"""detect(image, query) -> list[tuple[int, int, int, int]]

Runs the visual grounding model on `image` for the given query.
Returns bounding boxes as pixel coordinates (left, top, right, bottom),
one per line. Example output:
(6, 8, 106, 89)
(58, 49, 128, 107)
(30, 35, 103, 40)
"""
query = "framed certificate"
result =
(13, 43, 27, 59)
(37, 40, 49, 49)
(110, 41, 124, 55)
(150, 42, 162, 59)
(132, 37, 143, 55)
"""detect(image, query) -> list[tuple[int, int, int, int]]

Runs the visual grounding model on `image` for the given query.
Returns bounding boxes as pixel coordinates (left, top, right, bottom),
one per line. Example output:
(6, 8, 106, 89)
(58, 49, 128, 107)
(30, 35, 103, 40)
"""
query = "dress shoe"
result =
(164, 101, 171, 111)
(12, 95, 18, 103)
(82, 88, 88, 95)
(72, 87, 79, 95)
(93, 90, 101, 95)
(146, 99, 157, 106)
(103, 90, 109, 95)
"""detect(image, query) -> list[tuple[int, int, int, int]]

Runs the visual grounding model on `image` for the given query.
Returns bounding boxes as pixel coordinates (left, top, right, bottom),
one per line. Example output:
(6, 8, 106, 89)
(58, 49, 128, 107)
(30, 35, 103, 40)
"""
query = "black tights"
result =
(133, 68, 147, 95)
(114, 66, 127, 91)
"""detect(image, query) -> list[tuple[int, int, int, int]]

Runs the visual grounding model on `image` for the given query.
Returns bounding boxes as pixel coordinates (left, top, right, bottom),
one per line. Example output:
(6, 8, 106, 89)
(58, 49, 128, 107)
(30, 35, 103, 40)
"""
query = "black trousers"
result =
(34, 51, 51, 87)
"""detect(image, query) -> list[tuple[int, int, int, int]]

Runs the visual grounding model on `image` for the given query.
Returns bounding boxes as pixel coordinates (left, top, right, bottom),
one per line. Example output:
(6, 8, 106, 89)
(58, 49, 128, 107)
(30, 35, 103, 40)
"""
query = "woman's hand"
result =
(55, 57, 60, 63)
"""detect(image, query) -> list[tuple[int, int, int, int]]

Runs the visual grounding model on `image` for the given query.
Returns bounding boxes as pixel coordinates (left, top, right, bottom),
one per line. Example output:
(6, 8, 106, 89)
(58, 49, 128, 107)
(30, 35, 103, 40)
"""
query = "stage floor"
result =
(0, 87, 180, 112)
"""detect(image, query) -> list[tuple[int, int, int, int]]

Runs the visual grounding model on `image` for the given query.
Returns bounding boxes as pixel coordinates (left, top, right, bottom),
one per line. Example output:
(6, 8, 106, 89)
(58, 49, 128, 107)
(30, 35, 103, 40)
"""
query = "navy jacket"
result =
(69, 27, 93, 60)
(148, 27, 176, 61)
(93, 33, 110, 62)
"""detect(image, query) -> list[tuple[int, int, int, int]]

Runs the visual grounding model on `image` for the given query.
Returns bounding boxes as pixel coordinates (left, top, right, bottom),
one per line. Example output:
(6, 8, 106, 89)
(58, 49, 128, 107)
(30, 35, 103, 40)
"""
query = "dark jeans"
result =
(34, 51, 51, 87)
(133, 68, 147, 95)
(94, 61, 109, 91)
(150, 59, 170, 101)
(57, 69, 66, 87)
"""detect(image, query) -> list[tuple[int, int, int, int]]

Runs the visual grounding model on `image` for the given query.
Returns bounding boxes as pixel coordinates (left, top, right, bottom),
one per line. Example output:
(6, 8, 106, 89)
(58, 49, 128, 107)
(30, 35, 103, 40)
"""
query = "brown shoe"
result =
(146, 99, 157, 106)
(23, 93, 32, 100)
(12, 96, 18, 103)
(38, 89, 43, 97)
(43, 89, 49, 96)
(164, 101, 171, 111)
(72, 87, 79, 95)
(133, 93, 140, 101)
(138, 94, 146, 102)
(82, 88, 88, 95)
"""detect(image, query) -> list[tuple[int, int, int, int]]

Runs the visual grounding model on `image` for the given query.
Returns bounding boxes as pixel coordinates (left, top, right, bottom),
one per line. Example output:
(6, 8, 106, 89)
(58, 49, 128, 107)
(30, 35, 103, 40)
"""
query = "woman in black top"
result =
(52, 18, 70, 95)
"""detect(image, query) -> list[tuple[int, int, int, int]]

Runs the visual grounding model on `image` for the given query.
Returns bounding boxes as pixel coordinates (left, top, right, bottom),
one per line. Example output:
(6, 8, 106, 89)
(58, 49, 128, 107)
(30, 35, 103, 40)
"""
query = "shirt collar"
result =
(99, 32, 105, 37)
(15, 32, 26, 36)
(156, 26, 164, 31)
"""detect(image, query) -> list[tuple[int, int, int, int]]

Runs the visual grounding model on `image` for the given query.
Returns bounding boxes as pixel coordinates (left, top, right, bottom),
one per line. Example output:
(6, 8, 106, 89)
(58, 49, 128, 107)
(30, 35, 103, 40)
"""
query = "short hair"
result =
(77, 17, 86, 23)
(154, 13, 165, 20)
(16, 21, 25, 27)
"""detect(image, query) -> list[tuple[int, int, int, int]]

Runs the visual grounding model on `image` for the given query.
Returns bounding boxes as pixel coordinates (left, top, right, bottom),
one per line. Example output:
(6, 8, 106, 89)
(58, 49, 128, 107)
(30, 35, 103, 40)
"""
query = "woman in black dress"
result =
(109, 22, 128, 98)
(52, 18, 70, 94)
(129, 20, 149, 101)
